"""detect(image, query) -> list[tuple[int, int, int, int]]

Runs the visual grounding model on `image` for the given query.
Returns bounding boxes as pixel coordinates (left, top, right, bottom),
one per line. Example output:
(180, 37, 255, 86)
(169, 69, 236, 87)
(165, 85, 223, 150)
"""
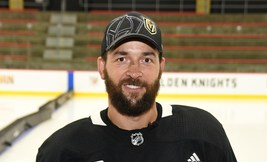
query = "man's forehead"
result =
(110, 50, 158, 57)
(111, 39, 158, 50)
(108, 44, 159, 57)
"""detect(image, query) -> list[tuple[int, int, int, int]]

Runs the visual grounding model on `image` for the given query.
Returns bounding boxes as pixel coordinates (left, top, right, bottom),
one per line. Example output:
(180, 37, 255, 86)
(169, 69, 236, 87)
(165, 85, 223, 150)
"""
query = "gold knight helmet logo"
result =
(143, 17, 157, 35)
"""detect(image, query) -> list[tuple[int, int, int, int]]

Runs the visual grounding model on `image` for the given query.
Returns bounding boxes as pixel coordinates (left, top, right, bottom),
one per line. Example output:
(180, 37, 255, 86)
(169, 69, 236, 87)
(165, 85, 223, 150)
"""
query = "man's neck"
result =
(107, 102, 158, 131)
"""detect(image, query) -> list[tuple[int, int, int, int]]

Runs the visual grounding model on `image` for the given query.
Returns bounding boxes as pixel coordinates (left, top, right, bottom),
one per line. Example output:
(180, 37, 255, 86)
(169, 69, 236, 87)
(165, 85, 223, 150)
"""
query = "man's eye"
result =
(117, 57, 125, 62)
(144, 58, 152, 63)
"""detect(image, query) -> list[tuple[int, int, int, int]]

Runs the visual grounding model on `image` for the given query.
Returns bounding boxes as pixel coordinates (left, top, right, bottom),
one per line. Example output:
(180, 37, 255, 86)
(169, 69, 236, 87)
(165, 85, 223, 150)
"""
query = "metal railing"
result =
(78, 0, 196, 12)
(1, 0, 266, 14)
(211, 0, 267, 14)
(78, 0, 267, 14)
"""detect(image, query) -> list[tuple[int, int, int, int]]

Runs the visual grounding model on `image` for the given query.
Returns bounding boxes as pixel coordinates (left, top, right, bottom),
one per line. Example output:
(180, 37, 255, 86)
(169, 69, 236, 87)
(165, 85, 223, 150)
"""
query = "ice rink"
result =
(0, 95, 267, 162)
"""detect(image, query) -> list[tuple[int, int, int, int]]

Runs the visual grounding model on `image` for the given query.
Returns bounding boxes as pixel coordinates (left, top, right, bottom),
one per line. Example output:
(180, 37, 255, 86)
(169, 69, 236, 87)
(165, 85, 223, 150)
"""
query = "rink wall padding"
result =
(0, 90, 73, 154)
(0, 69, 69, 95)
(1, 69, 267, 98)
(73, 71, 267, 99)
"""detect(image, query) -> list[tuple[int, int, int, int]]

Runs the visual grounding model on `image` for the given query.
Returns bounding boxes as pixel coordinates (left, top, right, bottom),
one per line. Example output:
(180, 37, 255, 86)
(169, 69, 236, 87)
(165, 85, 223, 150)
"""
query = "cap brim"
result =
(106, 33, 162, 53)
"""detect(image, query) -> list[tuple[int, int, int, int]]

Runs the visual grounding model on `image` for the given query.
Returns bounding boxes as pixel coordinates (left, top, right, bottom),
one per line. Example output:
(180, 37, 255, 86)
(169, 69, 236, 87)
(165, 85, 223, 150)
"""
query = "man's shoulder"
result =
(170, 104, 219, 123)
(160, 103, 223, 135)
(36, 118, 92, 161)
(159, 103, 227, 146)
(47, 108, 107, 139)
(42, 118, 92, 143)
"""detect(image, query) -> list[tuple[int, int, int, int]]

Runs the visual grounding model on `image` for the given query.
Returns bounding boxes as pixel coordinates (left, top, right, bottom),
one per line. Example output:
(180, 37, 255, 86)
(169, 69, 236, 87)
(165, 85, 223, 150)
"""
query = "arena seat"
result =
(1, 10, 267, 72)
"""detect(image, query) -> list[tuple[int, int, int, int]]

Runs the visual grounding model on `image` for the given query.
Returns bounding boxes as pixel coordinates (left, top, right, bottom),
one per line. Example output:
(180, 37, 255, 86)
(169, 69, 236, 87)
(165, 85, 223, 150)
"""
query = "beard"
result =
(104, 69, 161, 117)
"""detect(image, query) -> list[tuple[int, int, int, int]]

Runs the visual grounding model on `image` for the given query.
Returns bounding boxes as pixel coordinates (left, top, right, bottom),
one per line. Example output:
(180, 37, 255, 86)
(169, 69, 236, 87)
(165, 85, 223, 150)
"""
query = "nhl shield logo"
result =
(131, 132, 144, 146)
(143, 17, 157, 35)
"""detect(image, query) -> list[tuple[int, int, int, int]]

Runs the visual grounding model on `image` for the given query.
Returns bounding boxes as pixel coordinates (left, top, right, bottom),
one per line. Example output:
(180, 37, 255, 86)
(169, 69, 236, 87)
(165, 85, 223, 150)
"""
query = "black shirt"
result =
(36, 103, 237, 162)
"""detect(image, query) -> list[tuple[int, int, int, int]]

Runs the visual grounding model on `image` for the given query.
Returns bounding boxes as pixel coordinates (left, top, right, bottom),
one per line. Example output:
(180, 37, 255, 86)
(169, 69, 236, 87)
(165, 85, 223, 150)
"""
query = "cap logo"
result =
(143, 17, 157, 35)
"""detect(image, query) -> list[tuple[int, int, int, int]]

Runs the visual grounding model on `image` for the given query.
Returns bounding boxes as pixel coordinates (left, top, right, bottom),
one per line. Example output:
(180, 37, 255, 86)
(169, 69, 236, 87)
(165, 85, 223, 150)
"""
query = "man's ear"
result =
(97, 56, 105, 80)
(160, 57, 166, 72)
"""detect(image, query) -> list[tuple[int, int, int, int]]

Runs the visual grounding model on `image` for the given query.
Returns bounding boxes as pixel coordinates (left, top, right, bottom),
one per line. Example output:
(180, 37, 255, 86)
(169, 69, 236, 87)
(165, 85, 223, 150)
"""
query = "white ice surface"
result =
(0, 96, 266, 162)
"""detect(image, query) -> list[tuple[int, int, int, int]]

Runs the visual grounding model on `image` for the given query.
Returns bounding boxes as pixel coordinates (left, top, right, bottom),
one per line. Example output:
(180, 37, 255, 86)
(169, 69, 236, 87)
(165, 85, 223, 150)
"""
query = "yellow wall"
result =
(196, 0, 211, 14)
(9, 0, 24, 10)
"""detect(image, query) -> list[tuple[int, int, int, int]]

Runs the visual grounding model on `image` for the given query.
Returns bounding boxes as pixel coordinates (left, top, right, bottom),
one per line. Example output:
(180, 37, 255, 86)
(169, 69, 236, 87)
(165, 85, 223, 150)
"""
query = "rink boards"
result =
(1, 69, 267, 99)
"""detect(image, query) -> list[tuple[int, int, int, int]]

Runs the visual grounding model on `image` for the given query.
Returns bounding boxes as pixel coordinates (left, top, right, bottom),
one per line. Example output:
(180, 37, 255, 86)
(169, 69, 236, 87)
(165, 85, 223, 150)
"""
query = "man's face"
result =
(104, 67, 161, 117)
(98, 40, 165, 117)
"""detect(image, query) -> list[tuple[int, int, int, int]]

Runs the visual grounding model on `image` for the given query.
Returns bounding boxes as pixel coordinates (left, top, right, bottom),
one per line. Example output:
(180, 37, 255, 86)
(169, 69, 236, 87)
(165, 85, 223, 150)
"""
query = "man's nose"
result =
(126, 62, 143, 79)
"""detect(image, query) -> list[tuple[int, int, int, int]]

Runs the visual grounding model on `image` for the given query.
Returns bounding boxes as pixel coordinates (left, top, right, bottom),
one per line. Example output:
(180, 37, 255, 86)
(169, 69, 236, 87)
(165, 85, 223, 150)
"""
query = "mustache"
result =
(120, 78, 147, 87)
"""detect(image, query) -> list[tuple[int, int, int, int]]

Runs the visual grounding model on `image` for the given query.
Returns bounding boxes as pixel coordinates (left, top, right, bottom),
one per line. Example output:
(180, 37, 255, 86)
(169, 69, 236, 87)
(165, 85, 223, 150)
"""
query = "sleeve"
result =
(222, 129, 237, 162)
(36, 145, 85, 162)
(36, 139, 62, 162)
(172, 105, 237, 162)
(35, 125, 67, 162)
(36, 118, 91, 162)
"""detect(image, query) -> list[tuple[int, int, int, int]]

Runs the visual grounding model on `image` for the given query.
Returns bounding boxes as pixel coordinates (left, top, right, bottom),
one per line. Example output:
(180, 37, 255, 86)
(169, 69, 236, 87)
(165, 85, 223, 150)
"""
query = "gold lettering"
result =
(0, 75, 14, 84)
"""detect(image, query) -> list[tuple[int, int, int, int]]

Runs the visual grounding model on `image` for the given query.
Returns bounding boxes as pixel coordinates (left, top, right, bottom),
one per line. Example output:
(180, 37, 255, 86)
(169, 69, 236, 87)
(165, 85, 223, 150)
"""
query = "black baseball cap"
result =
(101, 11, 163, 57)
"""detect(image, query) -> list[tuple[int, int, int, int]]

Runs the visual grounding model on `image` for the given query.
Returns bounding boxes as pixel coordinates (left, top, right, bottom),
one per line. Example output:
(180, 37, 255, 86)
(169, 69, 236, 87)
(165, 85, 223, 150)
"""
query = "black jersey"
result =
(36, 103, 237, 162)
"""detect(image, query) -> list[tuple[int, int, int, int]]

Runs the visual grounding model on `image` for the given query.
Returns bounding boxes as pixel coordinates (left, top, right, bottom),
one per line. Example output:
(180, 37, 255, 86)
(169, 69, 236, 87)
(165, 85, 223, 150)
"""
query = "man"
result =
(36, 11, 237, 162)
